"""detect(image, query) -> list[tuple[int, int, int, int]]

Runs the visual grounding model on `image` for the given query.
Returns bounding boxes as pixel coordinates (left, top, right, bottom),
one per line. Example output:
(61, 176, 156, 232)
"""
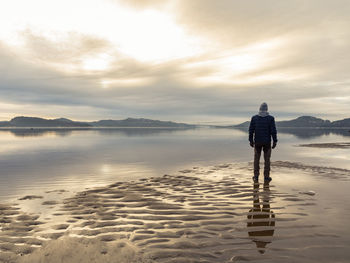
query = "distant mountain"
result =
(0, 121, 10, 127)
(0, 116, 195, 128)
(330, 118, 350, 127)
(2, 115, 348, 129)
(277, 116, 331, 127)
(229, 121, 250, 128)
(1, 117, 92, 127)
(230, 116, 350, 128)
(90, 118, 195, 128)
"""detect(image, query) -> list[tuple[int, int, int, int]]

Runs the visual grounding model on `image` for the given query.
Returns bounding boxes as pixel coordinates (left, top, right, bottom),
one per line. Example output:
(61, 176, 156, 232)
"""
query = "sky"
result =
(0, 0, 349, 124)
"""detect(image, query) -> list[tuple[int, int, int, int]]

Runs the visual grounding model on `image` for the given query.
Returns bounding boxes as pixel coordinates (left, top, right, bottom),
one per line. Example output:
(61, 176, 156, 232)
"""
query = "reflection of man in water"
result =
(249, 102, 278, 182)
(247, 183, 275, 254)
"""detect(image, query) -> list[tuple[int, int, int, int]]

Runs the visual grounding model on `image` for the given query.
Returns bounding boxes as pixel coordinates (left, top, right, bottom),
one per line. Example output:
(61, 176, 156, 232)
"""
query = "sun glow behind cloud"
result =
(113, 9, 202, 62)
(185, 38, 288, 85)
(100, 77, 152, 89)
(81, 53, 112, 71)
(0, 0, 297, 84)
(0, 0, 203, 69)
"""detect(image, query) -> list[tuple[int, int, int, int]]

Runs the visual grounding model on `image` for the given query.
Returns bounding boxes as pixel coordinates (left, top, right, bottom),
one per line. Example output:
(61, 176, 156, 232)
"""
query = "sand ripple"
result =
(1, 162, 347, 262)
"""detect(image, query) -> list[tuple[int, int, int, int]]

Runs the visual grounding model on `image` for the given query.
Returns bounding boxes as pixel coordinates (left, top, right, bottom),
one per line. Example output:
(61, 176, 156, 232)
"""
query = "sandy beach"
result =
(1, 161, 349, 263)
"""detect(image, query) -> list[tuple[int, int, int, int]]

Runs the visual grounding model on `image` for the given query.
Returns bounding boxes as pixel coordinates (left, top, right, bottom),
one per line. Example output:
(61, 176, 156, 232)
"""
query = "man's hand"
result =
(250, 141, 254, 148)
(272, 141, 277, 149)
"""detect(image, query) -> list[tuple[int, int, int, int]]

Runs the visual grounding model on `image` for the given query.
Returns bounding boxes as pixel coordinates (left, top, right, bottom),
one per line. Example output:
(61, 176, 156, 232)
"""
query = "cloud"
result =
(17, 30, 116, 73)
(117, 0, 168, 9)
(175, 0, 350, 45)
(175, 0, 350, 77)
(21, 30, 111, 62)
(0, 0, 350, 123)
(1, 33, 349, 123)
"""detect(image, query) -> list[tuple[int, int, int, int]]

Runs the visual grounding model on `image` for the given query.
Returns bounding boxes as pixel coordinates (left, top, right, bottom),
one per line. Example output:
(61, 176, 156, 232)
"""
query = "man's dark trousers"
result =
(254, 143, 272, 178)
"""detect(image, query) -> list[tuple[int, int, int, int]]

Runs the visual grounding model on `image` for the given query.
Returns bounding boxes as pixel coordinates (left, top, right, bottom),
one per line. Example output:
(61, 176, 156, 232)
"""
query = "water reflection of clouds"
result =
(1, 127, 350, 201)
(277, 128, 350, 139)
(0, 128, 194, 138)
(296, 147, 350, 163)
(235, 127, 350, 139)
(2, 127, 350, 139)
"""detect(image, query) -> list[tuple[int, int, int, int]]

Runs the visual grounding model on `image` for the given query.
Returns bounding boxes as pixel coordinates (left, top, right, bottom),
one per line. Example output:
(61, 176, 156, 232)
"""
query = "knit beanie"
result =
(258, 102, 269, 117)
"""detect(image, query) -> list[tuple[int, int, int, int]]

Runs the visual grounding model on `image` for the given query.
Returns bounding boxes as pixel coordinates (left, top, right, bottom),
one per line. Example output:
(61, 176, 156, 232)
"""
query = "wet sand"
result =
(1, 162, 349, 263)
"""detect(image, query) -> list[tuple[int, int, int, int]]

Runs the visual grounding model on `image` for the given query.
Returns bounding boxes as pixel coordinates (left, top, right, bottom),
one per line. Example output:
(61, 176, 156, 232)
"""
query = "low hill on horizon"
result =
(0, 116, 195, 128)
(224, 116, 350, 128)
(0, 117, 91, 127)
(1, 115, 350, 129)
(90, 118, 194, 128)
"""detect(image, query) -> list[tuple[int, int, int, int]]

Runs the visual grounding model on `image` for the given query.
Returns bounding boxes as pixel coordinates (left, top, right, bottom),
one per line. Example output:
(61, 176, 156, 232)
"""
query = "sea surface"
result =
(0, 127, 350, 201)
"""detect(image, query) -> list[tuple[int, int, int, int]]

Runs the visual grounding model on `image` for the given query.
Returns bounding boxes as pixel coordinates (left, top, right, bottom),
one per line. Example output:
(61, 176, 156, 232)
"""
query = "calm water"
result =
(1, 127, 350, 201)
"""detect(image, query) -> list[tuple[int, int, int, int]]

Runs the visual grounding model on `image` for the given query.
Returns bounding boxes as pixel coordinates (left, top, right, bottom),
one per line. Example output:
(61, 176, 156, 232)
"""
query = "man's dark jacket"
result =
(249, 115, 278, 144)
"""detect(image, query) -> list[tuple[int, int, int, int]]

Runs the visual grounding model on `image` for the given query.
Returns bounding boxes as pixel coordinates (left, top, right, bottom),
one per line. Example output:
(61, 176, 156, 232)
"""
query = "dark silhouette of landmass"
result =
(216, 116, 350, 139)
(90, 118, 194, 128)
(1, 115, 350, 130)
(0, 116, 195, 128)
(232, 116, 350, 128)
(0, 117, 91, 127)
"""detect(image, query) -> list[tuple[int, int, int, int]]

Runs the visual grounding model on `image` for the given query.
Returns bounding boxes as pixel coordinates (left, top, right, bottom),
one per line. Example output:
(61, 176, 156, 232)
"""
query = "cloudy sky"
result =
(0, 0, 349, 124)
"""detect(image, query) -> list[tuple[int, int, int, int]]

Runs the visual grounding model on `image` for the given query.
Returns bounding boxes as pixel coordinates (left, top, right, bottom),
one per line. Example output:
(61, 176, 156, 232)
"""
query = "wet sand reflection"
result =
(247, 182, 275, 254)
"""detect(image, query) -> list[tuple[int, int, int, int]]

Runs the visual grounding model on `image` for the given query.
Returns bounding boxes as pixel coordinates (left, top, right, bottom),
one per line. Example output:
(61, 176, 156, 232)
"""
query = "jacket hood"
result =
(258, 102, 269, 117)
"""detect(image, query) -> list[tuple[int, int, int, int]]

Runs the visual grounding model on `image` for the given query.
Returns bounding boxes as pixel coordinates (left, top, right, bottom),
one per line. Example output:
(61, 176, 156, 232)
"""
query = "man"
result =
(249, 102, 277, 182)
